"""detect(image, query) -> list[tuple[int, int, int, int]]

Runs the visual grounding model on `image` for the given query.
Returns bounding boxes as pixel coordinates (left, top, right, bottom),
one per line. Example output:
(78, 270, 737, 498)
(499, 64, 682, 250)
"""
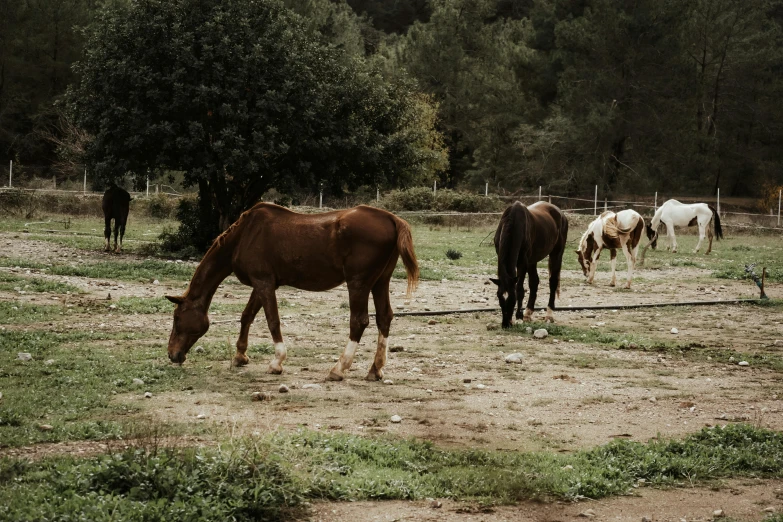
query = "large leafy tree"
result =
(68, 0, 446, 235)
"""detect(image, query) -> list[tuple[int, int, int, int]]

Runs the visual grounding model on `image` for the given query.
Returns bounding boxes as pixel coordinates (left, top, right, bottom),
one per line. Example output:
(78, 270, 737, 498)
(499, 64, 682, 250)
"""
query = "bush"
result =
(159, 195, 220, 257)
(379, 187, 504, 212)
(145, 193, 177, 219)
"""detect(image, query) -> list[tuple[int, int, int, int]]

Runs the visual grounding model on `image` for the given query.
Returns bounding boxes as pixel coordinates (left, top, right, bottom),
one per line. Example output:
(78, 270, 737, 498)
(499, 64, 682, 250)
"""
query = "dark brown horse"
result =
(491, 201, 568, 328)
(102, 185, 131, 253)
(166, 203, 419, 381)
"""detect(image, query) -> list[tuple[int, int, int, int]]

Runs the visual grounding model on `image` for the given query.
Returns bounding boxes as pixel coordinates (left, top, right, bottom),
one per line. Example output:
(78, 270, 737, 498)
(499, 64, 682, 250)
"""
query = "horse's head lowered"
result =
(645, 222, 658, 249)
(165, 295, 210, 364)
(575, 233, 595, 278)
(490, 275, 518, 328)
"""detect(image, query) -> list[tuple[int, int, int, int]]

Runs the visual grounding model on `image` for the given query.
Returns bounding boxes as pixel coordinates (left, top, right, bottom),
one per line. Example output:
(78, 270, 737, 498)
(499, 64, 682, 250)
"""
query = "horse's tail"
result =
(393, 216, 419, 297)
(709, 204, 723, 240)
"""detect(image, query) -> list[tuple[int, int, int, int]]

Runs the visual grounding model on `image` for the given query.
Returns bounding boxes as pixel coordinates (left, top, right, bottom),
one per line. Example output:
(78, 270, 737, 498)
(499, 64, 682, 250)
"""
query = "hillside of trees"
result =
(2, 0, 782, 200)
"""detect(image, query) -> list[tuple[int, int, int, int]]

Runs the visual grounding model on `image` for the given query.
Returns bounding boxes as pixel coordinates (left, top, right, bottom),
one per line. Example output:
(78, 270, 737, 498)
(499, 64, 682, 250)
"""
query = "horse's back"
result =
(102, 186, 131, 220)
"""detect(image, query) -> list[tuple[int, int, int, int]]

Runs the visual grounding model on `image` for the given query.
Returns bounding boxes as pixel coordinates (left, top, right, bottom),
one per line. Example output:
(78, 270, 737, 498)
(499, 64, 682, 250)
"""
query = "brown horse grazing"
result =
(165, 203, 419, 382)
(490, 201, 568, 328)
(102, 185, 131, 253)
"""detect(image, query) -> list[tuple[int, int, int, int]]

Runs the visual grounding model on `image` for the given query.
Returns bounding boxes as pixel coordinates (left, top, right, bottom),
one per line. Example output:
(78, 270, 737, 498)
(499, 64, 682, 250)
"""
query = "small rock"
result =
(729, 356, 735, 362)
(562, 465, 574, 471)
(426, 389, 433, 393)
(252, 391, 272, 401)
(193, 346, 205, 353)
(670, 328, 679, 334)
(713, 509, 725, 518)
(390, 415, 402, 423)
(302, 384, 322, 390)
(430, 500, 442, 509)
(525, 327, 532, 334)
(144, 392, 152, 398)
(629, 342, 639, 349)
(196, 413, 207, 419)
(44, 359, 55, 365)
(0, 392, 2, 401)
(152, 279, 160, 285)
(109, 304, 117, 310)
(132, 378, 145, 385)
(505, 353, 524, 364)
(427, 319, 438, 325)
(390, 345, 405, 352)
(17, 352, 32, 361)
(594, 321, 606, 327)
(763, 507, 776, 513)
(642, 517, 652, 522)
(774, 340, 782, 346)
(578, 509, 596, 518)
(463, 378, 472, 383)
(278, 384, 290, 393)
(533, 328, 548, 339)
(383, 379, 394, 385)
(486, 323, 499, 331)
(738, 361, 749, 366)
(410, 367, 421, 373)
(38, 424, 54, 431)
(648, 396, 657, 403)
(475, 384, 486, 389)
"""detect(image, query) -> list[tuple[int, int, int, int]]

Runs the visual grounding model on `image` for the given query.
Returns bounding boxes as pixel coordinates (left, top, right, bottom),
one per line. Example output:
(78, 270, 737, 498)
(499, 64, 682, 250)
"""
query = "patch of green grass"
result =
(505, 314, 783, 373)
(393, 265, 456, 281)
(2, 424, 783, 520)
(0, 301, 63, 324)
(0, 329, 198, 447)
(0, 257, 195, 282)
(113, 296, 246, 315)
(0, 272, 81, 294)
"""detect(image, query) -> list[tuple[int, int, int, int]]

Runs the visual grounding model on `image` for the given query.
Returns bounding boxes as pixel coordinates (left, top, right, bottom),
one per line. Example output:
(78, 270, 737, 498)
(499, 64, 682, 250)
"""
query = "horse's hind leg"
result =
(258, 288, 287, 374)
(234, 287, 264, 367)
(706, 224, 714, 255)
(694, 223, 706, 253)
(329, 283, 370, 381)
(545, 253, 563, 323)
(366, 278, 393, 381)
(116, 219, 126, 253)
(112, 219, 120, 253)
(104, 217, 112, 251)
(523, 266, 539, 322)
(621, 243, 634, 289)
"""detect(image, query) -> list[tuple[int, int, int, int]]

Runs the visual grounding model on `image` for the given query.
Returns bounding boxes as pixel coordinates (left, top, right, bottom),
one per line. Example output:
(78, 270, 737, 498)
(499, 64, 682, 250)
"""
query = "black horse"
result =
(491, 201, 569, 328)
(102, 185, 131, 253)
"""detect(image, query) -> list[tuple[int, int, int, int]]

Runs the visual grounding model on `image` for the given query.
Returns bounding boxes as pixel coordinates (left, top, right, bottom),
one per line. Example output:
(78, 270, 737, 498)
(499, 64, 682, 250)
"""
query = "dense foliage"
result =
(66, 0, 447, 233)
(3, 0, 783, 201)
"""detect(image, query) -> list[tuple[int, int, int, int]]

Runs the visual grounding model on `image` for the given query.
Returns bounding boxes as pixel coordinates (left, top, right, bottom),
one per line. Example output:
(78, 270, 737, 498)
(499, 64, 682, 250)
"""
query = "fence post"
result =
(604, 197, 607, 213)
(778, 189, 781, 227)
(594, 185, 598, 216)
(319, 190, 323, 209)
(717, 188, 720, 215)
(146, 176, 149, 197)
(434, 180, 437, 195)
(485, 182, 488, 197)
(8, 160, 11, 188)
(654, 191, 657, 212)
(548, 194, 551, 204)
(377, 186, 379, 202)
(83, 169, 87, 194)
(538, 186, 542, 201)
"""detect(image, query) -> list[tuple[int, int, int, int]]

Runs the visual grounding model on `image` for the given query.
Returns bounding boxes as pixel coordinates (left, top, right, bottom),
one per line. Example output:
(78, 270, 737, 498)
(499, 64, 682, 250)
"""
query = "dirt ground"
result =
(2, 234, 783, 519)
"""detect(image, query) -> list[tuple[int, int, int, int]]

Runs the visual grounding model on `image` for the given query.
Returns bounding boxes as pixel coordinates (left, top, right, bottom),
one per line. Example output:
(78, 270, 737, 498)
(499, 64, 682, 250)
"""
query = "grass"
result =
(505, 309, 783, 372)
(1, 423, 783, 520)
(0, 272, 82, 294)
(0, 329, 201, 447)
(0, 257, 195, 282)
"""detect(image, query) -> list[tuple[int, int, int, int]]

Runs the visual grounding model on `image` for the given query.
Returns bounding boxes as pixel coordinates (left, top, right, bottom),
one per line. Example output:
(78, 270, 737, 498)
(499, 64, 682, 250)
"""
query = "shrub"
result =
(159, 195, 220, 257)
(145, 193, 177, 219)
(379, 187, 504, 212)
(446, 248, 463, 260)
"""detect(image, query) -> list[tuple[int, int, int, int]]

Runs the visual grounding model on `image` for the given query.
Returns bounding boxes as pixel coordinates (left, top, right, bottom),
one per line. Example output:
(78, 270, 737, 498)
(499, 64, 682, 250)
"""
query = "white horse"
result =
(576, 210, 645, 289)
(644, 199, 723, 255)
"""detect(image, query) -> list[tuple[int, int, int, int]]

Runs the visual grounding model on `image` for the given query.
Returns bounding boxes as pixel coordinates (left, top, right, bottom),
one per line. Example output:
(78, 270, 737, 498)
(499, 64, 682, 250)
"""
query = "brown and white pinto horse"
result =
(165, 203, 419, 382)
(576, 210, 644, 289)
(491, 201, 569, 328)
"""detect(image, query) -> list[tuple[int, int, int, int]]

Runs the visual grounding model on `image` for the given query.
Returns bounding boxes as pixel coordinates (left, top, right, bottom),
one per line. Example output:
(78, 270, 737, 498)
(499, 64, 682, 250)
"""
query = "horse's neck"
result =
(185, 232, 236, 307)
(499, 210, 525, 278)
(651, 209, 661, 227)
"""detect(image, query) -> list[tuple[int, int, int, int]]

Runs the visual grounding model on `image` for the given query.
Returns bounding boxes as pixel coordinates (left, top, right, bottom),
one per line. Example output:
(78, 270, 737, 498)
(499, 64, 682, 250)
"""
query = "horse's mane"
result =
(205, 209, 250, 254)
(496, 203, 530, 280)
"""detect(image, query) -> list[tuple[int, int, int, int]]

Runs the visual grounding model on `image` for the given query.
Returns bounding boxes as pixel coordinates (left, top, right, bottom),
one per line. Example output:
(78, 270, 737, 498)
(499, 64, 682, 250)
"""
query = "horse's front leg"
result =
(514, 271, 526, 321)
(609, 248, 617, 287)
(234, 287, 264, 367)
(329, 283, 370, 381)
(587, 248, 601, 284)
(666, 225, 677, 253)
(524, 266, 539, 322)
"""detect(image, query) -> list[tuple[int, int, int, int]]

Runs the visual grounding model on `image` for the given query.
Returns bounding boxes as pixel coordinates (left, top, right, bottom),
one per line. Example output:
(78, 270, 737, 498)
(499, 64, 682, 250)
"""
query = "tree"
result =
(67, 0, 446, 243)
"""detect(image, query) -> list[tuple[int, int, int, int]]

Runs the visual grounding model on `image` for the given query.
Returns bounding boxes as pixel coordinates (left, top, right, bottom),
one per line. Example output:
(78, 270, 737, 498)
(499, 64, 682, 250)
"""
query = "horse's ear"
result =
(489, 278, 500, 286)
(165, 295, 184, 305)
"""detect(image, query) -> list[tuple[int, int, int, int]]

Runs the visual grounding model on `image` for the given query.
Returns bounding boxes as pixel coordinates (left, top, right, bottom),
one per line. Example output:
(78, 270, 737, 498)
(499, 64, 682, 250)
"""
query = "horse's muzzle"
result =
(168, 351, 186, 365)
